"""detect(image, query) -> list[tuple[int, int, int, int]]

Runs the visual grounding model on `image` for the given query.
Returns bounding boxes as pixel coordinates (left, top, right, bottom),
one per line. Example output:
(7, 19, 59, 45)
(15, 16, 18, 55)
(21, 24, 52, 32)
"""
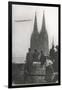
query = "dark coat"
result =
(40, 54, 46, 66)
(33, 51, 39, 61)
(25, 52, 33, 73)
(53, 51, 58, 72)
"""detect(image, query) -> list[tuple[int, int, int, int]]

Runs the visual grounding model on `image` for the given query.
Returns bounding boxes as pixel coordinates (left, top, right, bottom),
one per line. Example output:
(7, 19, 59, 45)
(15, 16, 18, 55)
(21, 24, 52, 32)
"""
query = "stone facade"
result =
(30, 12, 49, 56)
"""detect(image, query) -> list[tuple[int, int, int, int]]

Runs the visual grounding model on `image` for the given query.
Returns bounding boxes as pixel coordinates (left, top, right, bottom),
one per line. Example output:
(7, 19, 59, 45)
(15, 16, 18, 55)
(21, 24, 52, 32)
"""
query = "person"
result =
(24, 48, 33, 74)
(40, 50, 46, 67)
(45, 56, 54, 82)
(53, 45, 58, 72)
(32, 49, 39, 62)
(50, 45, 55, 62)
(24, 48, 34, 83)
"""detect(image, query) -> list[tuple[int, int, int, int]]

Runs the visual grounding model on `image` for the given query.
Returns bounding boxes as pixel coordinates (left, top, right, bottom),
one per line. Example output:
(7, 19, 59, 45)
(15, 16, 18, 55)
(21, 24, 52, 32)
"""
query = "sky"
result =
(12, 4, 58, 63)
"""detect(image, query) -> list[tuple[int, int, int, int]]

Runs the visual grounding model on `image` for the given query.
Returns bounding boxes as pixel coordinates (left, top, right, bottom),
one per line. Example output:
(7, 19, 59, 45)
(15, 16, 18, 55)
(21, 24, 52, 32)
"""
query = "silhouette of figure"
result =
(24, 48, 34, 83)
(32, 49, 39, 62)
(50, 45, 55, 62)
(40, 50, 46, 66)
(53, 45, 58, 72)
(45, 56, 54, 82)
(25, 48, 33, 74)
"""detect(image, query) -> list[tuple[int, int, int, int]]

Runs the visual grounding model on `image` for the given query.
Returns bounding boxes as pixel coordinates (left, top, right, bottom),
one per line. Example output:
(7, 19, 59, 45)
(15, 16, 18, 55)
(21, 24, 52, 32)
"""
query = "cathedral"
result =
(30, 12, 49, 56)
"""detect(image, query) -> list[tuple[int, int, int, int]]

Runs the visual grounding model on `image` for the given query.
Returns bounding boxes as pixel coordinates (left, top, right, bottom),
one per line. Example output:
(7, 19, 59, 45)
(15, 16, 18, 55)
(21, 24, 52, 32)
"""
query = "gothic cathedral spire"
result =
(39, 12, 49, 56)
(30, 11, 49, 56)
(30, 12, 39, 51)
(33, 12, 38, 34)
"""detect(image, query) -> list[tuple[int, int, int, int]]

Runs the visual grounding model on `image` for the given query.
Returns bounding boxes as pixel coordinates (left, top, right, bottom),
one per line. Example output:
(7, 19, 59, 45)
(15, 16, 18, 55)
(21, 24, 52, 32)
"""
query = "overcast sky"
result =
(12, 4, 58, 63)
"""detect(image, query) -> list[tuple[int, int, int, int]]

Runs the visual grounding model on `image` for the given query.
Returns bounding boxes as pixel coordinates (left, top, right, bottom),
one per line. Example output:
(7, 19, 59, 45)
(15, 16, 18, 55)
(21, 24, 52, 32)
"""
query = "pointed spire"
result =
(40, 11, 47, 36)
(40, 11, 46, 34)
(39, 11, 49, 56)
(30, 11, 39, 51)
(42, 11, 46, 28)
(33, 11, 38, 33)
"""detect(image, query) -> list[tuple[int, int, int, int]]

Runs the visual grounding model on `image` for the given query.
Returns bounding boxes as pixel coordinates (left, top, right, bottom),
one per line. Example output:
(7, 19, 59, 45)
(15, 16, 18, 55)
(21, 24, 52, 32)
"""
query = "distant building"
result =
(30, 12, 49, 56)
(39, 13, 49, 56)
(30, 13, 39, 52)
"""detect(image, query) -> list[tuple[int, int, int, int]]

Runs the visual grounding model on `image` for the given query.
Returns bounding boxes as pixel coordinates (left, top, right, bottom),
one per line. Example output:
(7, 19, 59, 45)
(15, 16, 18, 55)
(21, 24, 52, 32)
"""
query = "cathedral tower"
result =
(30, 12, 49, 56)
(39, 12, 49, 56)
(30, 13, 39, 51)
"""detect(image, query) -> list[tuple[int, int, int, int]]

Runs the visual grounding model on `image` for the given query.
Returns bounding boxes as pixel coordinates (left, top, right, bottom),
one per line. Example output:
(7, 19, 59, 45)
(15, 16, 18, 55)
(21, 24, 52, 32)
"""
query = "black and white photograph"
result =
(8, 2, 60, 88)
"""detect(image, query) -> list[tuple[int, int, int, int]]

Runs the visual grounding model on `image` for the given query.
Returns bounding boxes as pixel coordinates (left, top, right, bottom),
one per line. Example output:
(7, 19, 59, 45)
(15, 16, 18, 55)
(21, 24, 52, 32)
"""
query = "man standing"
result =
(53, 45, 58, 72)
(50, 45, 55, 62)
(45, 56, 54, 82)
(25, 48, 33, 74)
(24, 48, 33, 83)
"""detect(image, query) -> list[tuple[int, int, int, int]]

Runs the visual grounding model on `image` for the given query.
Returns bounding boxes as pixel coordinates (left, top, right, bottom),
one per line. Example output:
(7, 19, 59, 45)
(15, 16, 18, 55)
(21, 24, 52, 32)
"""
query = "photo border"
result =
(8, 1, 61, 88)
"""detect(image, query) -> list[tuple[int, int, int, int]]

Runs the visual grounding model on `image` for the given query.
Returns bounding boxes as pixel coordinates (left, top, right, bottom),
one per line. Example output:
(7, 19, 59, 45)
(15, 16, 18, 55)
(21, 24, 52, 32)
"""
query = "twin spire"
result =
(30, 11, 49, 56)
(33, 11, 46, 34)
